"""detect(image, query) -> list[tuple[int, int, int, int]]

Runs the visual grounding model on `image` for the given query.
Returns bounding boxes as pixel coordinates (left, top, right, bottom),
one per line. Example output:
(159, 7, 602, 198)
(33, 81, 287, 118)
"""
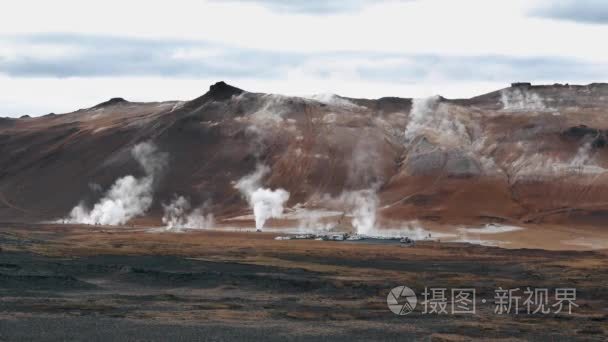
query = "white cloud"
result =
(0, 0, 605, 60)
(2, 0, 608, 115)
(169, 47, 225, 60)
(530, 0, 608, 24)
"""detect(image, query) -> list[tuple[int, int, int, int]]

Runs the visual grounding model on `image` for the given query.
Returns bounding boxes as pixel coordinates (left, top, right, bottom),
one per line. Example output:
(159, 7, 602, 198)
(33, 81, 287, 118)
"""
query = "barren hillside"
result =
(1, 81, 607, 229)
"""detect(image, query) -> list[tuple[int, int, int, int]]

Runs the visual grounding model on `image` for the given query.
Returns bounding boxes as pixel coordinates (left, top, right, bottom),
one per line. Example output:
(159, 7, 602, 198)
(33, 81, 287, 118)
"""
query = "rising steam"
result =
(512, 142, 607, 179)
(162, 195, 214, 230)
(500, 88, 549, 112)
(405, 96, 470, 146)
(66, 142, 167, 225)
(235, 164, 290, 231)
(341, 189, 379, 235)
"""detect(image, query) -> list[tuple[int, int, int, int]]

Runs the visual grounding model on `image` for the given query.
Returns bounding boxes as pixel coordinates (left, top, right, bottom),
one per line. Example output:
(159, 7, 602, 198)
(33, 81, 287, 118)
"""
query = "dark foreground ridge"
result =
(0, 224, 606, 341)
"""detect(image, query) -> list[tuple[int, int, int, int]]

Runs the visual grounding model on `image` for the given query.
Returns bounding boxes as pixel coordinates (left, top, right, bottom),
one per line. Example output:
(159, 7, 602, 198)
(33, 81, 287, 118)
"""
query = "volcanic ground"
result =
(1, 81, 608, 229)
(0, 223, 606, 341)
(1, 82, 607, 340)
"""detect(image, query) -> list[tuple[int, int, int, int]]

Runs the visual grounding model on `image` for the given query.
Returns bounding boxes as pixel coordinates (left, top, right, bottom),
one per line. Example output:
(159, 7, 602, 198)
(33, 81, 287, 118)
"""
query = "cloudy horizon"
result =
(2, 0, 608, 117)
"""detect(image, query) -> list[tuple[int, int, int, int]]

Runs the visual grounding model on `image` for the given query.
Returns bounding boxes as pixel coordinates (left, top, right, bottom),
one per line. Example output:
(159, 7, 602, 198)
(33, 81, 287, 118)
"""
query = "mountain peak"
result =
(183, 81, 245, 110)
(206, 81, 244, 101)
(93, 97, 129, 109)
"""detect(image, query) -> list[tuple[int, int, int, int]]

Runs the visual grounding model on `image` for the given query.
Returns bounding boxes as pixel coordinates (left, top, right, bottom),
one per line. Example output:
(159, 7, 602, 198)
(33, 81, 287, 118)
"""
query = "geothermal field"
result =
(1, 82, 608, 340)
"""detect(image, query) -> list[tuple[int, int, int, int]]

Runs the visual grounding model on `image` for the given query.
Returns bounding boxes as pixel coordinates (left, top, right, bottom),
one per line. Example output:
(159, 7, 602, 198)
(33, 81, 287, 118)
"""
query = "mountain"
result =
(1, 82, 607, 228)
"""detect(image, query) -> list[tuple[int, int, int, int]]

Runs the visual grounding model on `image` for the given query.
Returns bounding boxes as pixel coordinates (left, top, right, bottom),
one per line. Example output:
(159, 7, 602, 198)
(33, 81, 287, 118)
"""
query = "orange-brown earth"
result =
(1, 82, 608, 235)
(1, 83, 608, 340)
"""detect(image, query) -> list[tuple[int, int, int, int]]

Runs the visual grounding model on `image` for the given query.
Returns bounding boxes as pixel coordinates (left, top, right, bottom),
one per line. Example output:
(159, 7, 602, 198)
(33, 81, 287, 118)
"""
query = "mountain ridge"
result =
(0, 81, 607, 230)
(9, 81, 608, 120)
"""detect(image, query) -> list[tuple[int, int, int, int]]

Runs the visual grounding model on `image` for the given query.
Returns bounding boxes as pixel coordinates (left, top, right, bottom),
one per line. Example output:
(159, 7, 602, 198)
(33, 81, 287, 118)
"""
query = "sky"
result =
(1, 0, 608, 116)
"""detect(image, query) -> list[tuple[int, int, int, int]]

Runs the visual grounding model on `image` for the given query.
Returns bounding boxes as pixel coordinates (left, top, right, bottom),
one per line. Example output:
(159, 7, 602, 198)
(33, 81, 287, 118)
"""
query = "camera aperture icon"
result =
(387, 286, 417, 315)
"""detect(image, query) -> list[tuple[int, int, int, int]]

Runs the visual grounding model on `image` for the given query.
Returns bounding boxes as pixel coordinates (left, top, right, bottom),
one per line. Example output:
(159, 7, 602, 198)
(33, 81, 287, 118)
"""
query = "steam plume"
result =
(316, 178, 381, 235)
(162, 195, 214, 230)
(500, 88, 548, 112)
(66, 141, 167, 225)
(511, 142, 607, 180)
(343, 189, 379, 235)
(235, 164, 290, 231)
(405, 96, 469, 146)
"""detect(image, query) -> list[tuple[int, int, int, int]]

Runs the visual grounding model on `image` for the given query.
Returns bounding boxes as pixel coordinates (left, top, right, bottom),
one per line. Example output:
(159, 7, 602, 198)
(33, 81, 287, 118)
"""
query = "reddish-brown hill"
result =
(1, 82, 607, 227)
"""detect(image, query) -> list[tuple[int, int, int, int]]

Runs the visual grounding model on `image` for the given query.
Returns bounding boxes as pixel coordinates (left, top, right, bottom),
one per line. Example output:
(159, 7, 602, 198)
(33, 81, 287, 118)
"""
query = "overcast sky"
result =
(2, 0, 608, 116)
